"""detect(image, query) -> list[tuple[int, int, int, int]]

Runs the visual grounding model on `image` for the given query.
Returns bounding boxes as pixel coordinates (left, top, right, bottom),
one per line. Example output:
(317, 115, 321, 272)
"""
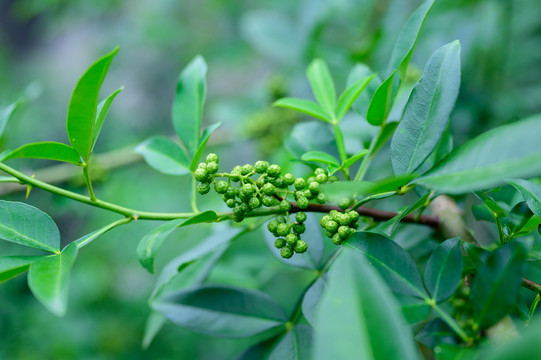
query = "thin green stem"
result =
(430, 302, 471, 343)
(526, 294, 540, 327)
(75, 217, 132, 248)
(82, 166, 97, 202)
(355, 125, 385, 181)
(332, 124, 350, 180)
(0, 176, 21, 184)
(495, 216, 504, 245)
(191, 176, 199, 213)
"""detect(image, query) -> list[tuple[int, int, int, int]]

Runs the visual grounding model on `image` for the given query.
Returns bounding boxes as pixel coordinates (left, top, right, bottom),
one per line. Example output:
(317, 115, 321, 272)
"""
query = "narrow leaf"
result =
(137, 211, 217, 273)
(27, 242, 78, 316)
(189, 122, 221, 171)
(67, 47, 118, 161)
(366, 71, 395, 126)
(507, 179, 541, 218)
(302, 276, 326, 326)
(268, 325, 313, 360)
(135, 136, 190, 175)
(313, 247, 420, 360)
(306, 59, 336, 117)
(322, 175, 415, 202)
(381, 192, 430, 236)
(2, 142, 82, 165)
(0, 200, 60, 253)
(300, 151, 340, 168)
(0, 98, 24, 137)
(273, 98, 331, 123)
(332, 150, 369, 175)
(74, 217, 130, 249)
(142, 312, 166, 349)
(348, 64, 382, 116)
(396, 294, 431, 324)
(153, 285, 287, 338)
(387, 0, 435, 80)
(391, 40, 461, 175)
(415, 114, 541, 194)
(0, 256, 45, 284)
(172, 56, 207, 157)
(336, 75, 375, 120)
(91, 87, 123, 151)
(424, 237, 463, 302)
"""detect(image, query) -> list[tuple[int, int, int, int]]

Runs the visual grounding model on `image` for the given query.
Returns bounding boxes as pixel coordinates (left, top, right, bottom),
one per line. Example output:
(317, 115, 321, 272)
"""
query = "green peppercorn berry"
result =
(325, 230, 335, 238)
(225, 186, 237, 199)
(194, 168, 208, 182)
(285, 233, 298, 246)
(320, 215, 331, 227)
(339, 213, 350, 226)
(241, 164, 253, 175)
(231, 165, 241, 174)
(239, 190, 251, 201)
(303, 190, 314, 200)
(347, 210, 360, 223)
(307, 176, 316, 184)
(325, 220, 339, 233)
(226, 199, 236, 208)
(350, 221, 359, 229)
(239, 203, 250, 213)
(297, 196, 309, 209)
(276, 216, 287, 223)
(233, 205, 243, 216)
(274, 238, 286, 248)
(294, 240, 308, 253)
(308, 181, 320, 194)
(328, 175, 339, 183)
(197, 182, 210, 194)
(267, 220, 279, 233)
(338, 226, 351, 239)
(294, 178, 306, 190)
(262, 183, 275, 195)
(233, 213, 244, 223)
(330, 210, 341, 222)
(295, 212, 307, 223)
(316, 193, 326, 204)
(206, 153, 219, 163)
(273, 176, 285, 188)
(280, 245, 293, 259)
(283, 173, 295, 186)
(332, 233, 343, 245)
(292, 223, 306, 234)
(214, 180, 228, 194)
(267, 164, 281, 177)
(262, 195, 275, 207)
(315, 173, 328, 184)
(254, 160, 269, 173)
(338, 198, 351, 210)
(249, 197, 261, 209)
(206, 161, 219, 174)
(280, 200, 292, 212)
(242, 183, 255, 195)
(276, 223, 289, 236)
(315, 168, 325, 175)
(197, 162, 207, 170)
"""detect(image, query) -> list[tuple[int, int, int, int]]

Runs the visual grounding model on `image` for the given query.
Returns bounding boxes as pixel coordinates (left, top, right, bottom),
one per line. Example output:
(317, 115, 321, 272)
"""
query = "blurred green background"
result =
(0, 0, 540, 358)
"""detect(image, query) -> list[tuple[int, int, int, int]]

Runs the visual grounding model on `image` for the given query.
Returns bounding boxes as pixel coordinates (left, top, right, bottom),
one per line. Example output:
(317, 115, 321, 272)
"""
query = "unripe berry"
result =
(339, 213, 350, 226)
(233, 205, 243, 217)
(240, 203, 251, 213)
(295, 212, 307, 223)
(315, 168, 325, 175)
(325, 220, 339, 233)
(292, 223, 306, 234)
(308, 181, 320, 194)
(347, 210, 360, 223)
(254, 160, 269, 173)
(316, 193, 326, 204)
(280, 245, 293, 259)
(294, 240, 308, 253)
(330, 210, 341, 222)
(276, 223, 289, 236)
(285, 233, 298, 246)
(206, 161, 219, 174)
(328, 175, 339, 183)
(338, 198, 351, 210)
(262, 195, 275, 207)
(194, 168, 208, 182)
(338, 226, 351, 239)
(241, 164, 253, 175)
(267, 220, 279, 233)
(325, 230, 335, 238)
(350, 221, 359, 229)
(280, 200, 292, 212)
(197, 182, 210, 194)
(225, 186, 237, 199)
(315, 173, 328, 184)
(275, 216, 287, 223)
(262, 183, 275, 195)
(294, 178, 306, 190)
(226, 199, 236, 208)
(249, 197, 261, 209)
(303, 189, 314, 200)
(273, 176, 285, 188)
(274, 238, 286, 248)
(206, 153, 219, 163)
(283, 173, 295, 186)
(307, 176, 316, 184)
(332, 233, 343, 245)
(214, 180, 228, 194)
(320, 215, 331, 227)
(297, 196, 309, 209)
(267, 164, 281, 177)
(242, 183, 255, 196)
(233, 213, 244, 223)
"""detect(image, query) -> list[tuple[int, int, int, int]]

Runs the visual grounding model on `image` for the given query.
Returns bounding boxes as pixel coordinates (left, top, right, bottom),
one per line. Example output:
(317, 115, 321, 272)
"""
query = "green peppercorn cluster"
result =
(268, 212, 308, 258)
(320, 209, 360, 245)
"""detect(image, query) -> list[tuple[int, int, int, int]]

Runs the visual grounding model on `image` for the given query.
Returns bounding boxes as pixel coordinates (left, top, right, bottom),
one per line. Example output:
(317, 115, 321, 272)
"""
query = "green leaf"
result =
(2, 142, 82, 165)
(507, 179, 541, 218)
(416, 319, 457, 349)
(74, 218, 130, 249)
(475, 191, 506, 218)
(300, 150, 340, 168)
(335, 75, 375, 120)
(470, 242, 526, 329)
(345, 231, 427, 299)
(424, 237, 463, 303)
(391, 40, 461, 175)
(387, 0, 435, 80)
(396, 294, 431, 325)
(189, 122, 221, 171)
(0, 200, 60, 253)
(153, 285, 287, 338)
(135, 136, 190, 175)
(268, 325, 313, 360)
(341, 150, 369, 170)
(313, 247, 420, 360)
(172, 56, 207, 157)
(27, 242, 78, 316)
(67, 47, 118, 161)
(366, 71, 395, 126)
(137, 211, 217, 273)
(273, 98, 331, 123)
(415, 114, 541, 194)
(0, 256, 45, 284)
(381, 192, 430, 236)
(0, 98, 24, 137)
(302, 276, 326, 326)
(348, 64, 382, 116)
(306, 59, 336, 118)
(482, 317, 541, 360)
(142, 312, 166, 350)
(91, 87, 123, 152)
(322, 175, 415, 202)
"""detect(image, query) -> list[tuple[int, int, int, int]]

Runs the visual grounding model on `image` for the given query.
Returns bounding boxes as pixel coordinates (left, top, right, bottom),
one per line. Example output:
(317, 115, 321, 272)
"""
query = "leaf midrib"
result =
(0, 223, 57, 252)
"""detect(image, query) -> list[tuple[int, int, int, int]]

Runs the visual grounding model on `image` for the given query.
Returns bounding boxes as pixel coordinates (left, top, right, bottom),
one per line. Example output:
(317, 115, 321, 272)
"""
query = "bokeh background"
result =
(0, 0, 540, 358)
